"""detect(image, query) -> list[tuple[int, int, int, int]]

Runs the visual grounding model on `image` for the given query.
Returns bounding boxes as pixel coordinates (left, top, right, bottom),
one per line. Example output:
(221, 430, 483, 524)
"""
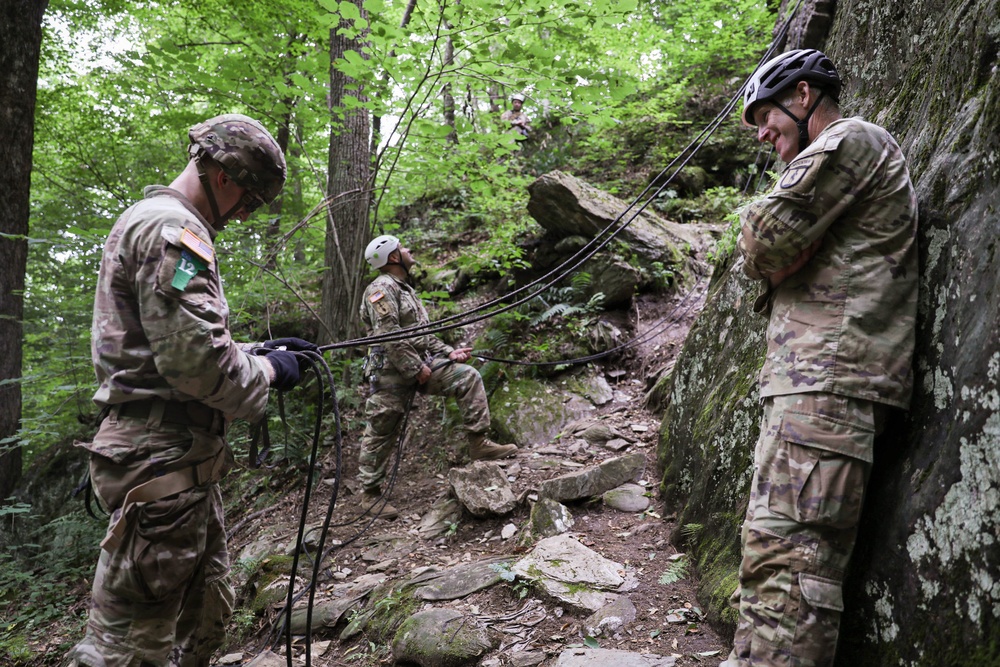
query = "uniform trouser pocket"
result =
(102, 487, 210, 603)
(738, 394, 876, 663)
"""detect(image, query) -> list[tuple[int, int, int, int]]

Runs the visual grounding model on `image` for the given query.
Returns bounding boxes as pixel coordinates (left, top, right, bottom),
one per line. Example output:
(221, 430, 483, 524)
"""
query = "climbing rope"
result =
(318, 0, 803, 354)
(254, 4, 809, 664)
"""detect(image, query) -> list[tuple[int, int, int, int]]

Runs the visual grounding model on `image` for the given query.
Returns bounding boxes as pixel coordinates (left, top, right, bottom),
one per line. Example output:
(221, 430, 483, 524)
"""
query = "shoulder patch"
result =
(368, 290, 385, 303)
(180, 228, 215, 266)
(779, 160, 814, 189)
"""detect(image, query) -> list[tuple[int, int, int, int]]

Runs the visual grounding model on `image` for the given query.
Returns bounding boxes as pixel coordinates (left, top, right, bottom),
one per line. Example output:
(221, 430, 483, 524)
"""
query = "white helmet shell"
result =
(365, 235, 400, 269)
(511, 93, 525, 102)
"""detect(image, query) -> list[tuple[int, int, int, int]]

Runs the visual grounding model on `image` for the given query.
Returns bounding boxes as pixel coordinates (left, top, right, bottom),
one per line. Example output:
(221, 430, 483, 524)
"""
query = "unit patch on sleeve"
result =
(172, 249, 208, 291)
(779, 159, 814, 190)
(180, 228, 215, 265)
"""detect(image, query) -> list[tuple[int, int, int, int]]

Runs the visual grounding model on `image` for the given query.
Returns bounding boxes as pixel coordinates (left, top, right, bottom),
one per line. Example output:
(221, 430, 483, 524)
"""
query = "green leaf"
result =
(340, 0, 362, 21)
(584, 636, 600, 649)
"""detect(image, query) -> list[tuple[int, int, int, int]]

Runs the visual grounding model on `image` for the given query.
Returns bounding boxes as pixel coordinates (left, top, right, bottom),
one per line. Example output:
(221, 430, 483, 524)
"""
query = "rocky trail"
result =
(218, 283, 728, 667)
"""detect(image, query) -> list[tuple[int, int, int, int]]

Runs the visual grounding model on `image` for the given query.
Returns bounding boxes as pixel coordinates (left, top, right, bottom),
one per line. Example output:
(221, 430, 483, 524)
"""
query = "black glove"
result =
(262, 337, 318, 353)
(266, 350, 301, 391)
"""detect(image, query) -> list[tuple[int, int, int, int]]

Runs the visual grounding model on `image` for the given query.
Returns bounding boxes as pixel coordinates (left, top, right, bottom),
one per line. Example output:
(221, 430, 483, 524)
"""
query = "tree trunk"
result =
(442, 21, 457, 144)
(321, 1, 372, 343)
(0, 0, 48, 500)
(264, 101, 292, 268)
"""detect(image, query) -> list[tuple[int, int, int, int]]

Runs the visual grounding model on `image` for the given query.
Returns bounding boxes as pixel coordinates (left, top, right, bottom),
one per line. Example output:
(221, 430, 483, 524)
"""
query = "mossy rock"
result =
(490, 378, 595, 447)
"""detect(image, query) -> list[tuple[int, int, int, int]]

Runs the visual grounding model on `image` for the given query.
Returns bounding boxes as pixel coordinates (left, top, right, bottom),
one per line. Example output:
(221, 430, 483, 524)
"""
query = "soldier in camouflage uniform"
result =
(357, 235, 518, 518)
(722, 50, 918, 667)
(66, 115, 314, 667)
(500, 93, 531, 138)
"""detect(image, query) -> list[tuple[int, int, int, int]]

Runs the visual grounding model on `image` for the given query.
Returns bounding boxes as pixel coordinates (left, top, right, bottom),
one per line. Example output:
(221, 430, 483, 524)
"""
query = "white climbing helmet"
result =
(511, 93, 525, 102)
(364, 235, 400, 269)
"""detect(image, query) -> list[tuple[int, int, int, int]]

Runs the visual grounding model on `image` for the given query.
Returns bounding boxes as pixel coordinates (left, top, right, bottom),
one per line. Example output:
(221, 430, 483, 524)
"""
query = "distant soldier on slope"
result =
(500, 92, 532, 138)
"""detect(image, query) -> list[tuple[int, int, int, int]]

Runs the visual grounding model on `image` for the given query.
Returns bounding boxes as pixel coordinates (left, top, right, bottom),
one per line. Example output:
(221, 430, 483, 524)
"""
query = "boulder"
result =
(584, 255, 641, 307)
(526, 170, 702, 265)
(561, 419, 636, 447)
(411, 558, 512, 601)
(538, 452, 646, 502)
(512, 535, 637, 612)
(521, 497, 575, 545)
(582, 595, 637, 637)
(490, 378, 595, 447)
(391, 608, 494, 667)
(449, 461, 518, 517)
(417, 495, 463, 539)
(602, 483, 651, 513)
(561, 374, 615, 408)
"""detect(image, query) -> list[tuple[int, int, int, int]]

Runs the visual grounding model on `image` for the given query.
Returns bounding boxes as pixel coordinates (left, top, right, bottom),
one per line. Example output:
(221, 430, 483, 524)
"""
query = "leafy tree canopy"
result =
(20, 0, 774, 456)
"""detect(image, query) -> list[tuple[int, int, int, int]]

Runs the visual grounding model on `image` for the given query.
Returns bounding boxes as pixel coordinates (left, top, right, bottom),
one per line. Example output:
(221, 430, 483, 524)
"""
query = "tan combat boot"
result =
(359, 489, 399, 519)
(468, 434, 518, 461)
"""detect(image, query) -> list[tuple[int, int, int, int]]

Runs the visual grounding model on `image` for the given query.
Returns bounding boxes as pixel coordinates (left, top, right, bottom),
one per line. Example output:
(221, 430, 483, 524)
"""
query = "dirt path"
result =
(222, 283, 729, 666)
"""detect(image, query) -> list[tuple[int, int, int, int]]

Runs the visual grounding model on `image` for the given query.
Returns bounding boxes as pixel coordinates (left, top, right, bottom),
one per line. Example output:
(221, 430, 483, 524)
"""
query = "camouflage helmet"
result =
(188, 114, 287, 205)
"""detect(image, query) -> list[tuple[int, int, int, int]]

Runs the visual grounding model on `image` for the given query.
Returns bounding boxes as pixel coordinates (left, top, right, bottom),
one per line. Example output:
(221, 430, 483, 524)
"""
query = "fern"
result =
(680, 523, 704, 539)
(659, 555, 689, 585)
(531, 301, 584, 326)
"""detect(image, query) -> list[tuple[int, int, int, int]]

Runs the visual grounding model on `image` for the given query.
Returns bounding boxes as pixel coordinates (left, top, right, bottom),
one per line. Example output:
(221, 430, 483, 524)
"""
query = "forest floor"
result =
(216, 282, 733, 667)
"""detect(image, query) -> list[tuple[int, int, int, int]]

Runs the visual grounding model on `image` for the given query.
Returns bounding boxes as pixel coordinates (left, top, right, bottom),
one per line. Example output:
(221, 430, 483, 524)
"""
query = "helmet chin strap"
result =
(192, 153, 244, 227)
(772, 90, 827, 157)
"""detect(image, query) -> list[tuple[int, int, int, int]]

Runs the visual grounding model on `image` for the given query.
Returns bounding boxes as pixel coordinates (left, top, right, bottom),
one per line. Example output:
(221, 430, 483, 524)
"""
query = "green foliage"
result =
(659, 555, 690, 585)
(0, 509, 104, 658)
(488, 561, 532, 599)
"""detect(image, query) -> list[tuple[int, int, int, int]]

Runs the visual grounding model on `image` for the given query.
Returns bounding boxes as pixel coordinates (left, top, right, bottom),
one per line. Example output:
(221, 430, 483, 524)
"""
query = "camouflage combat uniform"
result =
(500, 109, 531, 137)
(726, 117, 918, 667)
(67, 186, 273, 667)
(358, 273, 490, 493)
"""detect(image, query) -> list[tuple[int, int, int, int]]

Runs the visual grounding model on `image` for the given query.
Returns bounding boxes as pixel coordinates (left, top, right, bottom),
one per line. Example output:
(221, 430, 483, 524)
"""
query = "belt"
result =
(113, 399, 222, 433)
(100, 446, 227, 552)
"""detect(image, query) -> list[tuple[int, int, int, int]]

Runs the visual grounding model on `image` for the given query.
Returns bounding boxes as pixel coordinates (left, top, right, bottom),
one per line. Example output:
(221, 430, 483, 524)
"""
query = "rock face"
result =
(657, 1, 1000, 665)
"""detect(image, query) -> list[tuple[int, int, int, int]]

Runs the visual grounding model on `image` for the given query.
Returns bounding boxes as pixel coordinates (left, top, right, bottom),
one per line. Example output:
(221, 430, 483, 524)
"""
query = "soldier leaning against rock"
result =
(722, 49, 918, 667)
(66, 115, 316, 667)
(356, 235, 518, 519)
